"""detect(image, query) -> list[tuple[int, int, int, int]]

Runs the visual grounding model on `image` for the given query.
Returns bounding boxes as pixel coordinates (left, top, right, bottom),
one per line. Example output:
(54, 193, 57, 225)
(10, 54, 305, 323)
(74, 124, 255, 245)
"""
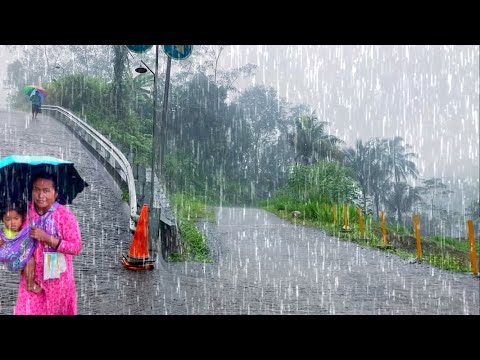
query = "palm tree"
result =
(344, 139, 372, 213)
(385, 136, 418, 183)
(130, 73, 154, 121)
(365, 138, 390, 218)
(288, 112, 343, 165)
(383, 182, 423, 223)
(384, 136, 419, 222)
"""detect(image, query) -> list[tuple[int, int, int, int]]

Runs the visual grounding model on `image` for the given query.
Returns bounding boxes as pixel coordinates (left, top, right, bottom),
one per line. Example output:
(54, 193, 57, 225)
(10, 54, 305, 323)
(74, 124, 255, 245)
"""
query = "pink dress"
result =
(14, 201, 82, 315)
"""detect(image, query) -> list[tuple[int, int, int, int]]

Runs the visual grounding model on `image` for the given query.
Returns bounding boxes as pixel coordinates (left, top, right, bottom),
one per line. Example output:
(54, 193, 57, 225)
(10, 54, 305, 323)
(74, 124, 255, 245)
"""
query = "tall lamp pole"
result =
(122, 44, 172, 268)
(150, 45, 159, 213)
(127, 45, 189, 259)
(150, 46, 172, 256)
(156, 56, 171, 191)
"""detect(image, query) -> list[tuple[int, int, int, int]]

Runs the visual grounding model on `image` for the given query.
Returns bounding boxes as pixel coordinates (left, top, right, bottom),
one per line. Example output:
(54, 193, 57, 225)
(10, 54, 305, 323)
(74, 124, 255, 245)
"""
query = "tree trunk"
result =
(113, 45, 128, 123)
(362, 187, 368, 214)
(374, 193, 380, 219)
(397, 201, 402, 223)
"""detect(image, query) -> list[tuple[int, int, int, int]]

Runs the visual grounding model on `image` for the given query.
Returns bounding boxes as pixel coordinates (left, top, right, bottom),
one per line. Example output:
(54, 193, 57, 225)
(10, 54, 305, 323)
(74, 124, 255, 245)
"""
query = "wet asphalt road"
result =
(0, 109, 478, 315)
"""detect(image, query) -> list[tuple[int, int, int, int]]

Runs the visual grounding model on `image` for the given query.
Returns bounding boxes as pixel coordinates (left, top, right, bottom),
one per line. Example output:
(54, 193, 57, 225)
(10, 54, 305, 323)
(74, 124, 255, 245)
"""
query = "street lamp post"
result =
(150, 45, 159, 211)
(129, 45, 186, 259)
(143, 46, 172, 258)
(148, 45, 161, 257)
(154, 54, 172, 194)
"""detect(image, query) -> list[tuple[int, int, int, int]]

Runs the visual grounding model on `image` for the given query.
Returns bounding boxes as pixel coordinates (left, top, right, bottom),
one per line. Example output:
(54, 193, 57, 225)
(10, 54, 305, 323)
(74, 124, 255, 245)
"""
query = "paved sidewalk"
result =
(1, 110, 478, 315)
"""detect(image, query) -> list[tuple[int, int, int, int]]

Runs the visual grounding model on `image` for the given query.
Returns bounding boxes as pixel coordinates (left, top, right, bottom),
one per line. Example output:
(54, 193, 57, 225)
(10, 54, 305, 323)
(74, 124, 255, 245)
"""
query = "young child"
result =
(0, 201, 42, 293)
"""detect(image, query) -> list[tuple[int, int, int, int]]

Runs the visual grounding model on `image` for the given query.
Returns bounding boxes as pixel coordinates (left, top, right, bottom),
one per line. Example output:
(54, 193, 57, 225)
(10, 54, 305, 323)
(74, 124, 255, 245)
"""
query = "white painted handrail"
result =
(42, 105, 138, 232)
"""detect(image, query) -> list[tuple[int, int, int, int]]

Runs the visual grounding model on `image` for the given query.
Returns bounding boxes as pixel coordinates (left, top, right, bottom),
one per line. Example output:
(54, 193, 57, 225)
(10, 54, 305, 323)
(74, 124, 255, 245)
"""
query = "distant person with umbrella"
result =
(30, 90, 42, 119)
(0, 155, 88, 315)
(22, 85, 47, 120)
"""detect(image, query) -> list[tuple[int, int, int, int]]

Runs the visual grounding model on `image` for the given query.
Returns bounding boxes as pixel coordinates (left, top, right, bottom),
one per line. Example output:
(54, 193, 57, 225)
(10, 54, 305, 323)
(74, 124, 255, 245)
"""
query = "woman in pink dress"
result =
(14, 172, 82, 315)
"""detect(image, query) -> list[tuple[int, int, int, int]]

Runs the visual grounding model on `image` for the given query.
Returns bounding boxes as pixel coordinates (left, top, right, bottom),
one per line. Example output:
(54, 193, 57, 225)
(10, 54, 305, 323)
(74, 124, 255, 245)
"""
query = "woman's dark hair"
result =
(32, 171, 58, 191)
(0, 201, 26, 219)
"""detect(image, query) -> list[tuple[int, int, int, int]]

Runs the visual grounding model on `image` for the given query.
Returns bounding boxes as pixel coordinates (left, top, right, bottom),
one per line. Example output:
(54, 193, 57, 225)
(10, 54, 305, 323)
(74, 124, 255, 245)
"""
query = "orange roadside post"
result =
(414, 213, 422, 259)
(381, 211, 387, 246)
(122, 204, 155, 270)
(467, 220, 478, 276)
(357, 208, 364, 239)
(341, 204, 350, 232)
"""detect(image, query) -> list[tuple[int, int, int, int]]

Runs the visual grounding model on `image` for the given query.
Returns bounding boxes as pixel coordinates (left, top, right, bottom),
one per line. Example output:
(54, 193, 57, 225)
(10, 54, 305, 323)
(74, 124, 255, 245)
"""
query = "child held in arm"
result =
(0, 201, 41, 293)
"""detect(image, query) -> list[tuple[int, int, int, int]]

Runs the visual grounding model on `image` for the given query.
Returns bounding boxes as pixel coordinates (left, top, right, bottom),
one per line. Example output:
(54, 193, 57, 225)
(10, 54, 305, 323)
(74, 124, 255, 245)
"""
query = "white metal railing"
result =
(42, 105, 138, 232)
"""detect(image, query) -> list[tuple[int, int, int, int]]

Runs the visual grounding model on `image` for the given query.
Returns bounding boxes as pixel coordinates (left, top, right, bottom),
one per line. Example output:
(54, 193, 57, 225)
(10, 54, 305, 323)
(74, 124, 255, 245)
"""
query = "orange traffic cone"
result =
(121, 204, 155, 270)
(128, 204, 149, 259)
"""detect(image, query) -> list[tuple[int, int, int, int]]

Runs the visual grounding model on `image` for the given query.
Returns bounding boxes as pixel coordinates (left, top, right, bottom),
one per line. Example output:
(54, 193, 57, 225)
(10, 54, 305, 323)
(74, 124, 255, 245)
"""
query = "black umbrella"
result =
(0, 155, 88, 206)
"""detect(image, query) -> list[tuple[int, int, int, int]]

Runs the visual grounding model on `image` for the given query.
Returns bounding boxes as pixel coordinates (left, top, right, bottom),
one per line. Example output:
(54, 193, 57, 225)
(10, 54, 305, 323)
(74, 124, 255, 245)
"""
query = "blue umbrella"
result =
(30, 90, 45, 99)
(0, 155, 88, 206)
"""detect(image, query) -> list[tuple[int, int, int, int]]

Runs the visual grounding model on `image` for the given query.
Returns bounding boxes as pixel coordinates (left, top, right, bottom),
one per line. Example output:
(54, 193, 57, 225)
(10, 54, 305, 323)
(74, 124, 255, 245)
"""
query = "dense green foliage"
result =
(169, 193, 214, 262)
(6, 45, 478, 258)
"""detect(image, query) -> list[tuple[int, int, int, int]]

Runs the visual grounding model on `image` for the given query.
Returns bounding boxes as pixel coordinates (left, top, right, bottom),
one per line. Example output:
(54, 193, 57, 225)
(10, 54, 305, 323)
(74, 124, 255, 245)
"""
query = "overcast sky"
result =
(0, 46, 9, 108)
(218, 45, 479, 183)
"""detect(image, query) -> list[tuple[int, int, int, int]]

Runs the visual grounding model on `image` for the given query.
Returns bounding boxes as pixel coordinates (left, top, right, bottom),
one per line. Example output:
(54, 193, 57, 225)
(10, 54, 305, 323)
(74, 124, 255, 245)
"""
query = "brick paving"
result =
(0, 110, 478, 315)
